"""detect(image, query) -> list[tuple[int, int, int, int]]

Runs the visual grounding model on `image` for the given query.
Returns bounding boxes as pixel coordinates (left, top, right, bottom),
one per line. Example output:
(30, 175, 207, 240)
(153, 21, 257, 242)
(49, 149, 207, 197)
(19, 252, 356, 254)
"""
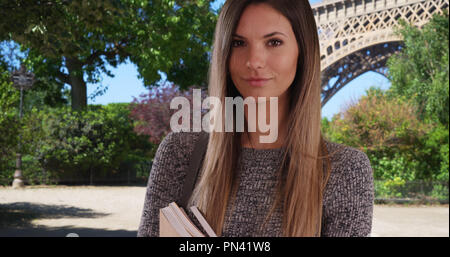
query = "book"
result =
(159, 202, 217, 237)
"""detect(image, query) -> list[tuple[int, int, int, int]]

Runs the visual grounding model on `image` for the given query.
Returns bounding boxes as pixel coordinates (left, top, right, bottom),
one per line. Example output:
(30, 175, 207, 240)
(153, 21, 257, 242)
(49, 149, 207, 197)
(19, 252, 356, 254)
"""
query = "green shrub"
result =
(0, 103, 155, 186)
(369, 152, 418, 182)
(431, 183, 449, 201)
(322, 87, 448, 201)
(30, 104, 154, 184)
(374, 177, 406, 199)
(21, 154, 57, 185)
(323, 87, 437, 181)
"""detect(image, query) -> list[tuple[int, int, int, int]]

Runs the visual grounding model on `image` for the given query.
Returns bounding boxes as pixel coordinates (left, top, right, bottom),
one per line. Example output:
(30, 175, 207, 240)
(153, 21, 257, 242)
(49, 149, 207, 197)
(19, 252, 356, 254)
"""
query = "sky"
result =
(85, 0, 392, 120)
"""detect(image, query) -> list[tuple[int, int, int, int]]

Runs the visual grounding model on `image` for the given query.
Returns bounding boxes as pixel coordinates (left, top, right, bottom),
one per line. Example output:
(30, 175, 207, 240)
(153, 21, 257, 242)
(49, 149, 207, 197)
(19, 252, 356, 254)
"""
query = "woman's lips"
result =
(245, 78, 272, 87)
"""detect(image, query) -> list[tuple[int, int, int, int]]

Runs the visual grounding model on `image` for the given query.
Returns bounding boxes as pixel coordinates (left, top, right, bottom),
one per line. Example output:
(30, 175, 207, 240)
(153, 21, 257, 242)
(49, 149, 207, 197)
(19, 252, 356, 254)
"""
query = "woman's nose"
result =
(246, 46, 266, 70)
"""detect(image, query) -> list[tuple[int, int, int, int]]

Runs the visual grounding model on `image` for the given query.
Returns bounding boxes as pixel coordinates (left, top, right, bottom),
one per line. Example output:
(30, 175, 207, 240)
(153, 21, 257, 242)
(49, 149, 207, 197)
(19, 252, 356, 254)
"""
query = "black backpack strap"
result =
(180, 132, 209, 210)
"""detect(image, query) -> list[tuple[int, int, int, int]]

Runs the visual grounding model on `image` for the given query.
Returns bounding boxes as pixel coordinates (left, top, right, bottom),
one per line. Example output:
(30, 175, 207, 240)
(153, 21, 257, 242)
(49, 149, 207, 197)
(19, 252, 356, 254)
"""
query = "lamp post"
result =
(11, 63, 34, 189)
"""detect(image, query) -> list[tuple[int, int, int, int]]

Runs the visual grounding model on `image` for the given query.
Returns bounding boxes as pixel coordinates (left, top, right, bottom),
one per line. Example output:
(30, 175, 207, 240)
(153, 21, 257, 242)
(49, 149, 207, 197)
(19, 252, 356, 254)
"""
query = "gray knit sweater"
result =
(137, 131, 374, 237)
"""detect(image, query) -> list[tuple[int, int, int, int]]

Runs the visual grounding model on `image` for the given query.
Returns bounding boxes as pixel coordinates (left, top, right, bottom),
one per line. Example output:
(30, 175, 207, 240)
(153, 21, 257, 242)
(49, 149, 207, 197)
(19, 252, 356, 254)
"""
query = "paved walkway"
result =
(371, 204, 449, 237)
(0, 185, 448, 237)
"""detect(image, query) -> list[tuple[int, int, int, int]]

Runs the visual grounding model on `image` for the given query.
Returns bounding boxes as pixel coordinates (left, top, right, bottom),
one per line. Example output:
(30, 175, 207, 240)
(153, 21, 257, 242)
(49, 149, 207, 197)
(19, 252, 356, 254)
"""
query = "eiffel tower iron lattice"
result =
(312, 0, 449, 106)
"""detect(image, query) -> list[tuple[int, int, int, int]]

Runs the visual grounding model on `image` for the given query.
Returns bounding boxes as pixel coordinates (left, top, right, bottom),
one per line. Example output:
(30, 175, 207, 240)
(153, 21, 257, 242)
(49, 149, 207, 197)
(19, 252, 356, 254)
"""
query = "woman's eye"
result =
(231, 40, 244, 47)
(231, 39, 282, 48)
(268, 39, 283, 47)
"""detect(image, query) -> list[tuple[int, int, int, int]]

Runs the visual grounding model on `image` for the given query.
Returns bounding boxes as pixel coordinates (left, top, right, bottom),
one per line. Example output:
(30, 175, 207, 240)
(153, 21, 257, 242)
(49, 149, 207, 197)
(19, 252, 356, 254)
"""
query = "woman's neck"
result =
(242, 95, 289, 150)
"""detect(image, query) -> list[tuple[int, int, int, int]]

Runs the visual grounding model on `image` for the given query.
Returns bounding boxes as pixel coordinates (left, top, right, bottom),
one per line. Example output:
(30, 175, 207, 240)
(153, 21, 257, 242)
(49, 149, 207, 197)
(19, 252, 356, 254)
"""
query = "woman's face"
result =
(229, 3, 299, 102)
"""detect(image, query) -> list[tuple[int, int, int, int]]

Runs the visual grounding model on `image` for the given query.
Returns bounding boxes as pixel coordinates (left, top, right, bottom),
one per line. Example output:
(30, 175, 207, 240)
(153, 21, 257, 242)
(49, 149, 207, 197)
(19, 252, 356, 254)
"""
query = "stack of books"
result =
(159, 202, 217, 237)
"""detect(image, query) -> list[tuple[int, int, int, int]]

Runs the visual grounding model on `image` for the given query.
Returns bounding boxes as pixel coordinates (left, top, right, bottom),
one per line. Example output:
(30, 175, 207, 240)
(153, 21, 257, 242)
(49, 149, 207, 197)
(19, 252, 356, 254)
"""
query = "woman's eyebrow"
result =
(232, 31, 288, 39)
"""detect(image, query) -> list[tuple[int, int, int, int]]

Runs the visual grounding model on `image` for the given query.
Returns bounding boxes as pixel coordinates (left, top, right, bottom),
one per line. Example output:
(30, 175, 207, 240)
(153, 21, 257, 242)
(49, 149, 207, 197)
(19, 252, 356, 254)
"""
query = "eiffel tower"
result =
(313, 0, 449, 106)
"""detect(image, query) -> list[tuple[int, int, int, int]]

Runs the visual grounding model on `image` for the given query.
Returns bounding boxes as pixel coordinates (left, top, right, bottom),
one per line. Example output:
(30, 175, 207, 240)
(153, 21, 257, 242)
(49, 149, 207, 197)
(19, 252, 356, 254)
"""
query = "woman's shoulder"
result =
(149, 130, 209, 185)
(160, 130, 208, 150)
(322, 139, 373, 180)
(156, 130, 208, 161)
(321, 140, 374, 237)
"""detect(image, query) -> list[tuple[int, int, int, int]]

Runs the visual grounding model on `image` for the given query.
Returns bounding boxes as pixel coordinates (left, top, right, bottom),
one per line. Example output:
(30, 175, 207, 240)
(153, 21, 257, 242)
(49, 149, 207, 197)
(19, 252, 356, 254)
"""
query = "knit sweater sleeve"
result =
(136, 131, 201, 237)
(321, 145, 374, 237)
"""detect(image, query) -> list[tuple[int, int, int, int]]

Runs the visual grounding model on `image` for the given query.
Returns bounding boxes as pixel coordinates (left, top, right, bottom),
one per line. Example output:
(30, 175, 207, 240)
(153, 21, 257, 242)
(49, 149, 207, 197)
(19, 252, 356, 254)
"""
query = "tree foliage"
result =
(0, 63, 19, 170)
(0, 0, 216, 109)
(322, 12, 449, 195)
(324, 87, 431, 152)
(130, 82, 207, 144)
(387, 11, 449, 126)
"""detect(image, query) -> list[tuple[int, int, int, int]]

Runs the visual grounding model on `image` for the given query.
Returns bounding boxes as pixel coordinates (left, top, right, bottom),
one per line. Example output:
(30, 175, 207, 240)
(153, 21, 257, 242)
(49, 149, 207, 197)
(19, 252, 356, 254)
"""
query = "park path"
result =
(371, 204, 448, 237)
(0, 185, 448, 237)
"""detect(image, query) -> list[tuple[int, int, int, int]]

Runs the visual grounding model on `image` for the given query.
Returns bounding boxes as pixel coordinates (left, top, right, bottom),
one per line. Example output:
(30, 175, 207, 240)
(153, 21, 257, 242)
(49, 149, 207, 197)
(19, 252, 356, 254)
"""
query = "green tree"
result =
(0, 0, 216, 110)
(321, 87, 443, 182)
(0, 63, 19, 176)
(386, 11, 449, 126)
(2, 40, 73, 111)
(385, 11, 449, 184)
(0, 63, 19, 123)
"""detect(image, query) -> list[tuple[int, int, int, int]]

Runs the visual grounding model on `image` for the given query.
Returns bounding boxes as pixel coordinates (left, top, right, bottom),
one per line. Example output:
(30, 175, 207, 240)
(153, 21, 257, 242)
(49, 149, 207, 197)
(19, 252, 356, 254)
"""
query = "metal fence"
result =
(2, 161, 449, 205)
(0, 160, 153, 186)
(374, 180, 449, 204)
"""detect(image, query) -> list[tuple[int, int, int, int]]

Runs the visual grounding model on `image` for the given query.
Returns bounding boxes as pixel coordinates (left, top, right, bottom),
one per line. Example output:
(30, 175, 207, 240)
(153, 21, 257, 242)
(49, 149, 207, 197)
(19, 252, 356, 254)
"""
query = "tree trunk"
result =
(66, 57, 87, 110)
(90, 166, 94, 185)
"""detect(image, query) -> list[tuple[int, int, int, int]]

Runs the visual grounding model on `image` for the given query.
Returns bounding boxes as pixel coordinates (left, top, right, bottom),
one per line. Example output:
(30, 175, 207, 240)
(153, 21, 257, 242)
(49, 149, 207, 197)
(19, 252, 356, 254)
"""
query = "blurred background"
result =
(0, 0, 448, 237)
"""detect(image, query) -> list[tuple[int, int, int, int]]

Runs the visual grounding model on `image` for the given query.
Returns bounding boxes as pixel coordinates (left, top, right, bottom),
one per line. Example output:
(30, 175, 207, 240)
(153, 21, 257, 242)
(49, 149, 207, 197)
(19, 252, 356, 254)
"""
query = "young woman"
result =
(138, 0, 374, 237)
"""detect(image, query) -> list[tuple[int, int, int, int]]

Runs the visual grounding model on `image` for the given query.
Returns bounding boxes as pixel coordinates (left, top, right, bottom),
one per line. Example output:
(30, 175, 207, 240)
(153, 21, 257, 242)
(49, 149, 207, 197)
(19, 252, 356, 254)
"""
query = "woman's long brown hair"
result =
(189, 0, 335, 237)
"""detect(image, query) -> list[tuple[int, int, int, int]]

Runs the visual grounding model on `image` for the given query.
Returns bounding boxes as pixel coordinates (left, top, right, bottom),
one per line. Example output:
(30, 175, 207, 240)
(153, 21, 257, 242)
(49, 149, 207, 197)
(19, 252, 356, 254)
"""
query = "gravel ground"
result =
(0, 185, 448, 237)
